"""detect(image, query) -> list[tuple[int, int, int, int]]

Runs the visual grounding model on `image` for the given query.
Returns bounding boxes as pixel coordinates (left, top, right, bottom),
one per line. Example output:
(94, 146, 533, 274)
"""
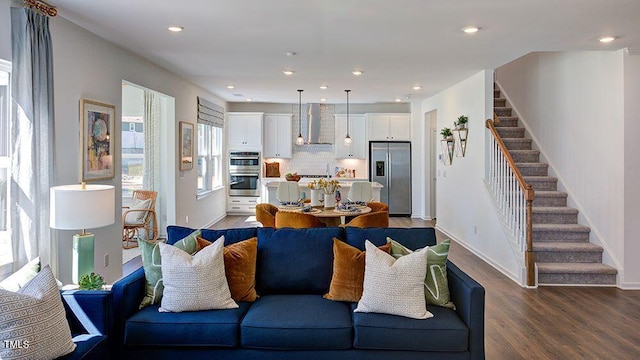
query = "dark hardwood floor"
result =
(123, 215, 640, 359)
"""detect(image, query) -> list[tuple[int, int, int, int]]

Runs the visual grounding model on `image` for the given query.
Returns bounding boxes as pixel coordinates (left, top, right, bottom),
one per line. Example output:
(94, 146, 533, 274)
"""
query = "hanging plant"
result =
(440, 127, 453, 139)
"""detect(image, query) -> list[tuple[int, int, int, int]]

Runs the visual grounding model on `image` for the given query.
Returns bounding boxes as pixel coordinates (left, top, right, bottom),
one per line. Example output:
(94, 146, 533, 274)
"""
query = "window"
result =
(198, 124, 222, 193)
(121, 116, 144, 201)
(0, 61, 12, 279)
(196, 96, 224, 196)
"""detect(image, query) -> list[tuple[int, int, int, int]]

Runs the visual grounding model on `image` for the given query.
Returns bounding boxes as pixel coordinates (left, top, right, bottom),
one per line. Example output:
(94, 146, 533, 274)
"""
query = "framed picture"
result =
(81, 99, 115, 181)
(179, 121, 194, 170)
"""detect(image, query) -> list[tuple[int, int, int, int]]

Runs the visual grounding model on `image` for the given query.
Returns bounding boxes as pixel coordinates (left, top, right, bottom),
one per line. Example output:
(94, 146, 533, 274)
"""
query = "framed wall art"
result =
(81, 99, 115, 181)
(179, 121, 194, 170)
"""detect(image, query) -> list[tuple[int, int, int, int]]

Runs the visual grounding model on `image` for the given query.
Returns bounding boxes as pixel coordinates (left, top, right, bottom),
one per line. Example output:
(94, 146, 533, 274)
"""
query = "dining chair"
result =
(122, 190, 158, 249)
(275, 211, 326, 229)
(367, 201, 389, 213)
(342, 211, 389, 228)
(276, 182, 301, 203)
(256, 203, 278, 228)
(347, 182, 373, 202)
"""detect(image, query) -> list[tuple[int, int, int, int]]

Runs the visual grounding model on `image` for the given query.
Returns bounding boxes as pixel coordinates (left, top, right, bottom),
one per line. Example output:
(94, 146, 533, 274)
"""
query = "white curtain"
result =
(10, 8, 55, 272)
(143, 91, 160, 237)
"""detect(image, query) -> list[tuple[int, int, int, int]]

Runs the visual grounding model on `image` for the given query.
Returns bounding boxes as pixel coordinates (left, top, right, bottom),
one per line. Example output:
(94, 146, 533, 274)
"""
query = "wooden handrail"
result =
(486, 118, 536, 286)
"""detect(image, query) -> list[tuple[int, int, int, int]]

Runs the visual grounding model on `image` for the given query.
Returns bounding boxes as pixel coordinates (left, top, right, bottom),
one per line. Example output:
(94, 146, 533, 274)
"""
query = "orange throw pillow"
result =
(323, 238, 391, 302)
(197, 237, 258, 302)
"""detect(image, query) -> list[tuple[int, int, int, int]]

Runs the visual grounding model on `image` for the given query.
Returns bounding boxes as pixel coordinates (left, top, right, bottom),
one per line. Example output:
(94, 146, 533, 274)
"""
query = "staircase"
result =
(493, 85, 617, 285)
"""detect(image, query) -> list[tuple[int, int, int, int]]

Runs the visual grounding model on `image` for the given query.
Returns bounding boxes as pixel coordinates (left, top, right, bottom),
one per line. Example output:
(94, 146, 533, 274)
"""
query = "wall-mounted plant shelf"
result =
(453, 128, 468, 157)
(441, 138, 455, 165)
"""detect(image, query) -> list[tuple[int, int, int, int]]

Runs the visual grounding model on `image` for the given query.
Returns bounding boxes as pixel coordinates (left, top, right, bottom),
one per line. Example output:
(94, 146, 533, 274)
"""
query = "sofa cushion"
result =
(352, 304, 469, 352)
(256, 227, 341, 295)
(241, 295, 352, 350)
(167, 225, 257, 246)
(124, 302, 252, 347)
(0, 266, 76, 360)
(138, 230, 200, 308)
(354, 240, 432, 320)
(197, 237, 259, 302)
(158, 239, 238, 312)
(343, 227, 436, 250)
(323, 239, 391, 302)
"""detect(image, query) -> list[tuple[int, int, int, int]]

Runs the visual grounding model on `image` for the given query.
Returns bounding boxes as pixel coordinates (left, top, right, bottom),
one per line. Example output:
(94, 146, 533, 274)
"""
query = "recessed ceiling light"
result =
(320, 85, 328, 90)
(352, 70, 363, 76)
(246, 98, 253, 102)
(599, 36, 616, 43)
(462, 26, 479, 34)
(168, 26, 184, 32)
(320, 98, 327, 102)
(282, 70, 295, 76)
(395, 98, 402, 102)
(226, 85, 235, 89)
(413, 86, 422, 90)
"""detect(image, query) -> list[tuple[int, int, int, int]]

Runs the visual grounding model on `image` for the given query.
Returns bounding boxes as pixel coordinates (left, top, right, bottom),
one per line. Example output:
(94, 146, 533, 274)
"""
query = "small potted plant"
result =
(78, 272, 106, 290)
(455, 115, 468, 129)
(440, 127, 453, 140)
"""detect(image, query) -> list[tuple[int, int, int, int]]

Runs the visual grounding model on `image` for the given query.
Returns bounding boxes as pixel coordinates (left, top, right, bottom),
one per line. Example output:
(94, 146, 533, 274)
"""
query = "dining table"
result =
(277, 205, 371, 227)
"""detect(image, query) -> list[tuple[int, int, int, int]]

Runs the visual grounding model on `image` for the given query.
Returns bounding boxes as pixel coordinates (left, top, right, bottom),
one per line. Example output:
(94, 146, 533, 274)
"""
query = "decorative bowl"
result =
(285, 175, 301, 182)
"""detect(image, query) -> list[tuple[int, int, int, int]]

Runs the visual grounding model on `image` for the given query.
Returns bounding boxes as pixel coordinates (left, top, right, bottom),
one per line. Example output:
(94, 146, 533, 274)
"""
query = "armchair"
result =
(122, 190, 158, 249)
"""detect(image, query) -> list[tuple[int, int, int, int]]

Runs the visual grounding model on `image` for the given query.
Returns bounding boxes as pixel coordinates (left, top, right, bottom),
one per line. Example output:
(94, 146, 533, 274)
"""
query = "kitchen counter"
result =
(261, 179, 383, 205)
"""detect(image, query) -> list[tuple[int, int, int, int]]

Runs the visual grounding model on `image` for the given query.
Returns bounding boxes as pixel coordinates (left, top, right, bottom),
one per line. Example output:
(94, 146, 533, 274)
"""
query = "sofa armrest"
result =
(110, 268, 146, 348)
(62, 290, 112, 336)
(447, 261, 485, 360)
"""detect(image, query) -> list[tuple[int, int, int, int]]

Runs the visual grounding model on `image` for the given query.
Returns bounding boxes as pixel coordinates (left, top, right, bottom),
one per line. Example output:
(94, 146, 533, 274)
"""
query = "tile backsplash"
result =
(266, 145, 367, 178)
(264, 103, 367, 178)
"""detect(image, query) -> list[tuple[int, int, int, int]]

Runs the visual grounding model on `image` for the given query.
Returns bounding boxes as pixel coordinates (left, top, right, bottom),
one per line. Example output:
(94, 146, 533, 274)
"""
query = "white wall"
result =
(623, 50, 640, 288)
(421, 70, 523, 283)
(496, 51, 626, 283)
(0, 4, 228, 284)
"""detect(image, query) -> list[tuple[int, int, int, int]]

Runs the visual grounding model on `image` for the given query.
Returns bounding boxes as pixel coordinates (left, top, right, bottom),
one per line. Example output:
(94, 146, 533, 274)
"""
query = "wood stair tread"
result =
(537, 262, 618, 275)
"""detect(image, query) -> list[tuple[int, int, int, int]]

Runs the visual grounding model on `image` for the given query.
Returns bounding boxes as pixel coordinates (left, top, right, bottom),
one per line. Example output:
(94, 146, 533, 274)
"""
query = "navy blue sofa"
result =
(59, 289, 111, 359)
(111, 226, 485, 359)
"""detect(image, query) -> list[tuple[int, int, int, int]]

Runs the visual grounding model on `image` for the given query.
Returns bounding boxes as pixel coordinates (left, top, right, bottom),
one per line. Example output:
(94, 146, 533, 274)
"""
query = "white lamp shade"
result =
(50, 184, 115, 230)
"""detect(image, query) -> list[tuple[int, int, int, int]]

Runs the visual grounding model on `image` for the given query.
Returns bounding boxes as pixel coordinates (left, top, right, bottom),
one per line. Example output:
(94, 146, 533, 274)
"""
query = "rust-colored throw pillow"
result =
(197, 237, 258, 302)
(323, 238, 392, 302)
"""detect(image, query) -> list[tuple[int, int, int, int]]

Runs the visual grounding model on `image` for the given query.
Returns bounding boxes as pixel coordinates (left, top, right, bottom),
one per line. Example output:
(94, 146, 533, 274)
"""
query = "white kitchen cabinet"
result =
(366, 113, 411, 141)
(227, 112, 263, 150)
(334, 114, 366, 159)
(227, 196, 260, 213)
(263, 113, 292, 158)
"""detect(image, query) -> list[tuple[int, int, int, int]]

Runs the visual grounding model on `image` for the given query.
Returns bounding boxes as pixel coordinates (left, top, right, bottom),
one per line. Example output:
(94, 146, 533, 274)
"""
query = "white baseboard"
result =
(436, 224, 524, 287)
(619, 282, 640, 290)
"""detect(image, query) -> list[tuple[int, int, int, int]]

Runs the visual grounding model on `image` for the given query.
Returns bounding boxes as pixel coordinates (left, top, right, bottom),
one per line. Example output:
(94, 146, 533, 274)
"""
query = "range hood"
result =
(301, 103, 332, 145)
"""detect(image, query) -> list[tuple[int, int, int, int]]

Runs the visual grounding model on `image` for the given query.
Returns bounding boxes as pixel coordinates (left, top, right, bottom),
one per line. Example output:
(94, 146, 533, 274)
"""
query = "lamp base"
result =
(72, 233, 94, 284)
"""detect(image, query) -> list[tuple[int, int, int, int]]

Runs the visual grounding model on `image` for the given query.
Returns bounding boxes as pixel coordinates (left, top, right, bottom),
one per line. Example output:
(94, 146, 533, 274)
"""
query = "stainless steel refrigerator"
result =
(369, 142, 411, 215)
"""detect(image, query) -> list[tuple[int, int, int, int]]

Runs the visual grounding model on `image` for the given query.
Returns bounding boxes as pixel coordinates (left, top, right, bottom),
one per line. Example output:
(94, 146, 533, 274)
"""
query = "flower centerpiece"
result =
(318, 178, 341, 195)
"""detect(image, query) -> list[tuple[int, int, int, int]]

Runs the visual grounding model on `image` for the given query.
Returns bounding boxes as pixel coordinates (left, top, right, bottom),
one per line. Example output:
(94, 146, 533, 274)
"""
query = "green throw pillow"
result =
(388, 237, 456, 310)
(138, 230, 200, 309)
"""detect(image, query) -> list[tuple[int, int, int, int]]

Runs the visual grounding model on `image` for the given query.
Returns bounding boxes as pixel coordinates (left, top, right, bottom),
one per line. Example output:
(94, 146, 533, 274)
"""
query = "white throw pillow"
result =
(0, 266, 76, 360)
(158, 237, 238, 312)
(124, 197, 153, 224)
(354, 240, 433, 319)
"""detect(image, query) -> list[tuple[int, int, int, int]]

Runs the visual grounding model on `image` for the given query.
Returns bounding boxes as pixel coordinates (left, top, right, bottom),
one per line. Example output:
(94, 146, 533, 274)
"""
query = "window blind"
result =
(197, 96, 224, 128)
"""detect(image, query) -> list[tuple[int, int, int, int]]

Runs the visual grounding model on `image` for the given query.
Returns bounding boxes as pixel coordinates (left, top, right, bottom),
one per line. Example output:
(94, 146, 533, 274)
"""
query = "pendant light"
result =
(296, 89, 304, 145)
(344, 89, 352, 145)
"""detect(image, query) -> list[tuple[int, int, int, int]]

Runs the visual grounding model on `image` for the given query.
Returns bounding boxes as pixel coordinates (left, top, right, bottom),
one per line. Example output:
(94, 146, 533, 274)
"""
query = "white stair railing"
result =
(485, 118, 535, 286)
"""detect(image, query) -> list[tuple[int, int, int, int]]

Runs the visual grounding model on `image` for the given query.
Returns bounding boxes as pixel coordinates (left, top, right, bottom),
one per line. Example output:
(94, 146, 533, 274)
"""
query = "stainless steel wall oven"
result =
(229, 151, 260, 196)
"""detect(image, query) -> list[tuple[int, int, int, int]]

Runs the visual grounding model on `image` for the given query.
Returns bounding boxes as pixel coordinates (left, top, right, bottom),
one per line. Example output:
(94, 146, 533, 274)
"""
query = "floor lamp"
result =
(50, 183, 115, 284)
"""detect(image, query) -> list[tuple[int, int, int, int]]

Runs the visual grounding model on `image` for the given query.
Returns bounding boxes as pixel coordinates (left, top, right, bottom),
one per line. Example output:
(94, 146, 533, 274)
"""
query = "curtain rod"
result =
(23, 0, 57, 17)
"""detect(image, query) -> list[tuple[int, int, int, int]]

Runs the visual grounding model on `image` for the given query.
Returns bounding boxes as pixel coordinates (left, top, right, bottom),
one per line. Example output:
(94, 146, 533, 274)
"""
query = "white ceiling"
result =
(52, 0, 640, 104)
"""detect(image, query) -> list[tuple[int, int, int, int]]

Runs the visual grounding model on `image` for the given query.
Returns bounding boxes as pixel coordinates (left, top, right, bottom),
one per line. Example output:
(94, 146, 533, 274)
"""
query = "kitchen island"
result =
(261, 178, 382, 206)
